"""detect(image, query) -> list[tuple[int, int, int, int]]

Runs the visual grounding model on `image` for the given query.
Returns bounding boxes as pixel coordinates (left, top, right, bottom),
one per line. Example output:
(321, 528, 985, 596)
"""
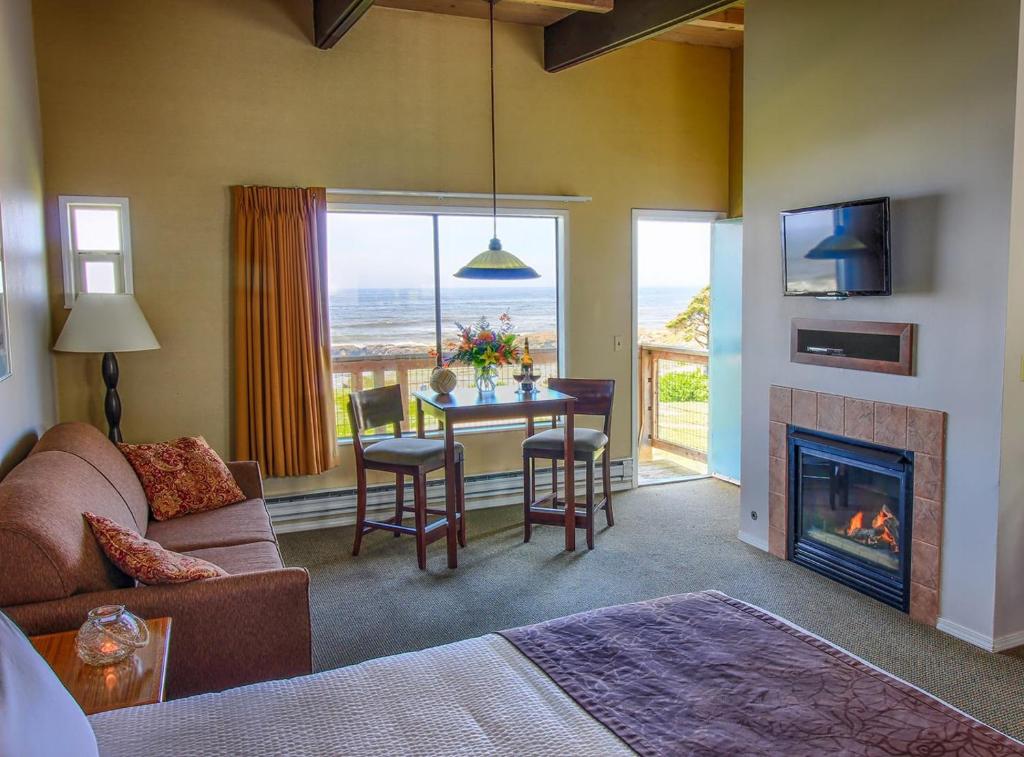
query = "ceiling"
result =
(372, 0, 745, 49)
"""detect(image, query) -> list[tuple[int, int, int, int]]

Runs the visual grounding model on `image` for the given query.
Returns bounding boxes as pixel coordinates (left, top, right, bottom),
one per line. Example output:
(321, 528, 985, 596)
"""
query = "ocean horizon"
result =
(330, 285, 703, 352)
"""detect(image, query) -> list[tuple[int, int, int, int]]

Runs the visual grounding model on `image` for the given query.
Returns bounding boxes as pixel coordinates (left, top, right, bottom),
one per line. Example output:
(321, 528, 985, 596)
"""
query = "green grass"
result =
(656, 400, 709, 454)
(659, 370, 709, 403)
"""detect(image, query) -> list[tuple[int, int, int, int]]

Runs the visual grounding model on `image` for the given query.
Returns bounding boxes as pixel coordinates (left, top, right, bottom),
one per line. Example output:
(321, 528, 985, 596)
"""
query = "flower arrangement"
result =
(442, 312, 521, 369)
(433, 313, 521, 393)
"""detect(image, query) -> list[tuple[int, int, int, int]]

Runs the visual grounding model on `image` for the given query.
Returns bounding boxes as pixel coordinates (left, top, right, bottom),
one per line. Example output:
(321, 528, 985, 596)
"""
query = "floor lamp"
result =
(54, 294, 160, 443)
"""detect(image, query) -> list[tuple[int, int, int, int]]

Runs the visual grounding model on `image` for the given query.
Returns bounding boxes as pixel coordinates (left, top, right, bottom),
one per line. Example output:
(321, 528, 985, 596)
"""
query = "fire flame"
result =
(842, 505, 899, 553)
(845, 512, 863, 535)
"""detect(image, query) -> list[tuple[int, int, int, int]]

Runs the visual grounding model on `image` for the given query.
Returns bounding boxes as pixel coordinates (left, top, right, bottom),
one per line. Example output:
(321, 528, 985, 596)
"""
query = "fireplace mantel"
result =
(767, 386, 946, 626)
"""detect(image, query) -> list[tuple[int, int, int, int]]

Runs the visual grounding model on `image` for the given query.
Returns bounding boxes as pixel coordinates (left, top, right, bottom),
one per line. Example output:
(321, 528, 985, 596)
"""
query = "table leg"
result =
(564, 400, 576, 551)
(416, 398, 425, 438)
(444, 419, 458, 569)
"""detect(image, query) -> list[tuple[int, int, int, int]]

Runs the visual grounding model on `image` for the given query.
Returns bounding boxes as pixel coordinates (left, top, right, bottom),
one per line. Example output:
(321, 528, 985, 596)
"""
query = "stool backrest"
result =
(348, 385, 405, 442)
(547, 378, 615, 436)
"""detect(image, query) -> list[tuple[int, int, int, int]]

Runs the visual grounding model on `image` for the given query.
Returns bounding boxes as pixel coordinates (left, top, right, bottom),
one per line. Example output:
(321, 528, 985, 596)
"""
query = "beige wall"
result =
(0, 0, 55, 478)
(741, 0, 1019, 643)
(728, 46, 743, 218)
(32, 0, 730, 496)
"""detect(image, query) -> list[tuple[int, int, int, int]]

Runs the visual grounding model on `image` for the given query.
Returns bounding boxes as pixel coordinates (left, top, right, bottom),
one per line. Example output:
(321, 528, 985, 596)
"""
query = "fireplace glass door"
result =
(798, 452, 902, 573)
(789, 430, 913, 610)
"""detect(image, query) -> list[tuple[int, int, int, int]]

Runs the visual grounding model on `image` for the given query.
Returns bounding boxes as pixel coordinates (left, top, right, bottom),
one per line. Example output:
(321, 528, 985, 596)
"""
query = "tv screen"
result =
(781, 197, 890, 297)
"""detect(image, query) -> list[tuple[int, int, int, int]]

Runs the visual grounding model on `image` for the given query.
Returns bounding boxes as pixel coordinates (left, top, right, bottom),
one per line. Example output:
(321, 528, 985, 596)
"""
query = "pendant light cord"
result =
(489, 0, 497, 240)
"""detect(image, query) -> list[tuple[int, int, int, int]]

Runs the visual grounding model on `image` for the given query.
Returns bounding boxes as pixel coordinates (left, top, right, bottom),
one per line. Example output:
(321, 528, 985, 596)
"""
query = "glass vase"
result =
(75, 605, 150, 666)
(474, 364, 499, 394)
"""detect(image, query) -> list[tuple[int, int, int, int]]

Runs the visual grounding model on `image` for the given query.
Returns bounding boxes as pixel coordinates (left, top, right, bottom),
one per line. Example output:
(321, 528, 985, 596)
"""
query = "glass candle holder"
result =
(75, 605, 150, 666)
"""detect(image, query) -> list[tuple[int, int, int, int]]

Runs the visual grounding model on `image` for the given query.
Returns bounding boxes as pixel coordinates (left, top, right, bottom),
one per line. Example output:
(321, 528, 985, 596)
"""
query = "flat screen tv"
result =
(781, 197, 891, 298)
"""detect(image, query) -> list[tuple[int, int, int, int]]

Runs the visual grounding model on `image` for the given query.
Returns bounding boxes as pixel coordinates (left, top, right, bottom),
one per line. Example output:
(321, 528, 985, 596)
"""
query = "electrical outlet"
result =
(613, 335, 624, 352)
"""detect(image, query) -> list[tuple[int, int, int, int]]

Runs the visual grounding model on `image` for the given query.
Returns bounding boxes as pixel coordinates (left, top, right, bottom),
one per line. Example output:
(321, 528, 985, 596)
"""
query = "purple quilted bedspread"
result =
(499, 591, 1023, 756)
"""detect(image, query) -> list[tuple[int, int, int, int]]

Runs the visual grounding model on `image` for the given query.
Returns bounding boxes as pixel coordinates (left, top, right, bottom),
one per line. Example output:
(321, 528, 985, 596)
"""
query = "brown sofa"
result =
(0, 422, 311, 699)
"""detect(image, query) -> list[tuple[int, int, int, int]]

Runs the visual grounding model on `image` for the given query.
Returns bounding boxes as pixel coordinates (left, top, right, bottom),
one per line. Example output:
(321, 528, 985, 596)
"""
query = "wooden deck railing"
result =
(638, 344, 709, 463)
(331, 348, 559, 438)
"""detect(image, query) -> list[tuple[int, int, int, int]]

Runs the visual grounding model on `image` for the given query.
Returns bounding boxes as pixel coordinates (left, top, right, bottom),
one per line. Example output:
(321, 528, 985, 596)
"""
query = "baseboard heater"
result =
(267, 458, 635, 534)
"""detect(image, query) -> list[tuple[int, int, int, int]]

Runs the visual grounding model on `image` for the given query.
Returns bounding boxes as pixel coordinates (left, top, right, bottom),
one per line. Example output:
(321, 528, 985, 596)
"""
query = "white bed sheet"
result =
(89, 633, 632, 756)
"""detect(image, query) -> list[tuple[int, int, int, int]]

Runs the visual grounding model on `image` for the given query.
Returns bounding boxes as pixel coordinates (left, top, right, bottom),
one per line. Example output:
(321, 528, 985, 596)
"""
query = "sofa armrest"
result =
(3, 568, 311, 699)
(227, 460, 264, 500)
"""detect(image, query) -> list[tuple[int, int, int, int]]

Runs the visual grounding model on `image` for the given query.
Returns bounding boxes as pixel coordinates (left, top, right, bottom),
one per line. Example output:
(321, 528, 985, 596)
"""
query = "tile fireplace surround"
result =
(768, 386, 946, 626)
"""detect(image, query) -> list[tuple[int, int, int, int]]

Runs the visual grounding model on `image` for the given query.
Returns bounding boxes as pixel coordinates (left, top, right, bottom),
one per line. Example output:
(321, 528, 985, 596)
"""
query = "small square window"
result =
(59, 196, 134, 307)
(73, 208, 121, 251)
(83, 260, 118, 294)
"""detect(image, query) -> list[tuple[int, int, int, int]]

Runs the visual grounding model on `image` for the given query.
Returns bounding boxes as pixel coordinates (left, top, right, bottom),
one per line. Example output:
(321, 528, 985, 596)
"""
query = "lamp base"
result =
(102, 352, 122, 444)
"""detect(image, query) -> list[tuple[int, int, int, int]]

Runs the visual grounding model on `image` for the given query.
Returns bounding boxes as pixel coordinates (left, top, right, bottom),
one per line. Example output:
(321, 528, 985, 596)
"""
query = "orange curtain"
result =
(233, 186, 339, 477)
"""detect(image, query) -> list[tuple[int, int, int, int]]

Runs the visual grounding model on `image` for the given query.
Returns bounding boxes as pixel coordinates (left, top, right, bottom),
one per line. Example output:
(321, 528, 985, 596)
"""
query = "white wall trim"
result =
(993, 628, 1024, 653)
(269, 458, 634, 534)
(737, 530, 768, 552)
(935, 618, 997, 651)
(327, 188, 592, 203)
(630, 208, 726, 486)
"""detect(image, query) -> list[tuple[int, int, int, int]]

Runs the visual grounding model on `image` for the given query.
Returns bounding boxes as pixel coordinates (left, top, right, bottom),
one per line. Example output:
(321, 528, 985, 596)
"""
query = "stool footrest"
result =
(526, 506, 589, 529)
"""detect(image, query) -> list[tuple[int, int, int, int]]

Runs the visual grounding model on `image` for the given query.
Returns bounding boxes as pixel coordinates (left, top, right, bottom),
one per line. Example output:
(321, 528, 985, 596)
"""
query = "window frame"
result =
(58, 195, 134, 308)
(326, 201, 568, 443)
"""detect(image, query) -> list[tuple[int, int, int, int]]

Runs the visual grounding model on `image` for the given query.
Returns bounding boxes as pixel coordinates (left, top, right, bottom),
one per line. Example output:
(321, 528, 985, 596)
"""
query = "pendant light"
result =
(453, 0, 540, 280)
(806, 208, 870, 259)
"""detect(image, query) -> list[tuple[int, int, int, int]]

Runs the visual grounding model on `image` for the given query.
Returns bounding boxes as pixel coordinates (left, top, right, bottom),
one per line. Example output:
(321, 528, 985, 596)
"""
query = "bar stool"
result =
(522, 378, 615, 550)
(348, 384, 465, 570)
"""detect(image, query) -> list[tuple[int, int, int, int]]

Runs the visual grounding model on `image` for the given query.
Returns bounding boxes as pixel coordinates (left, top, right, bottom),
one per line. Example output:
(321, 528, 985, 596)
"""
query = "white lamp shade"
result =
(54, 294, 160, 353)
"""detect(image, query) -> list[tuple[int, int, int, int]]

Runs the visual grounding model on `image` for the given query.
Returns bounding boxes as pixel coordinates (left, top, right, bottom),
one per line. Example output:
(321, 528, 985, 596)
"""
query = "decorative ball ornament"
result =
(429, 366, 458, 394)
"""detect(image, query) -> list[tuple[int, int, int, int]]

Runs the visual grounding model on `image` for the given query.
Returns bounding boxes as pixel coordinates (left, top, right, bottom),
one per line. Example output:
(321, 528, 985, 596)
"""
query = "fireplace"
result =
(788, 428, 914, 611)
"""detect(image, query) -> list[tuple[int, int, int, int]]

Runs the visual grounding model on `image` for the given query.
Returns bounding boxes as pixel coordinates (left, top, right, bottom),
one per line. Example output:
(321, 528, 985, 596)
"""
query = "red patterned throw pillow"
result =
(117, 436, 245, 521)
(83, 512, 227, 584)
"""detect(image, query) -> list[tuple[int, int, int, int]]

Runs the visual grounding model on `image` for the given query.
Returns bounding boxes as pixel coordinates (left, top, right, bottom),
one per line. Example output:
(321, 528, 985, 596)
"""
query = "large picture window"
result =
(327, 205, 563, 440)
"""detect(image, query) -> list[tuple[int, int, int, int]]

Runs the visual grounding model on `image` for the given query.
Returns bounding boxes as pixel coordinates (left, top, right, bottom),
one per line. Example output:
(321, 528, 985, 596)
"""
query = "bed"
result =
(5, 591, 1022, 756)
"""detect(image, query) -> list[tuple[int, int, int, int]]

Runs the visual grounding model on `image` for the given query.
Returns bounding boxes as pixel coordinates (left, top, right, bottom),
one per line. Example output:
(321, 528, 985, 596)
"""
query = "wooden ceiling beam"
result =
(314, 0, 375, 49)
(544, 0, 735, 72)
(513, 0, 613, 13)
(688, 7, 743, 31)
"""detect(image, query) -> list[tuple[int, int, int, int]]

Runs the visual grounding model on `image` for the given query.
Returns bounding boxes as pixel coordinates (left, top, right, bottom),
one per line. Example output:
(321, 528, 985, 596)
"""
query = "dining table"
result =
(412, 385, 578, 568)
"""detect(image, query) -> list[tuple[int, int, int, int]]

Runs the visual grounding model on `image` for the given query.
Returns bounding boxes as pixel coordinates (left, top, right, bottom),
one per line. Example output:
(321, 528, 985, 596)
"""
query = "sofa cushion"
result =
(0, 452, 137, 606)
(118, 436, 245, 521)
(85, 513, 228, 585)
(145, 498, 277, 553)
(184, 541, 285, 575)
(31, 422, 150, 531)
(0, 610, 99, 757)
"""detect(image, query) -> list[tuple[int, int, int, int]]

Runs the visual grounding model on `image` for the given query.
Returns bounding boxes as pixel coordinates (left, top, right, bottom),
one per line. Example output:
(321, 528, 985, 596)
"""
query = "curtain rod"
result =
(326, 188, 592, 203)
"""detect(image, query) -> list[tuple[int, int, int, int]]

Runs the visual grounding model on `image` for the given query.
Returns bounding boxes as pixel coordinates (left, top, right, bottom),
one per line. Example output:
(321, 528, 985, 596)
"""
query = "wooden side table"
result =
(30, 617, 172, 715)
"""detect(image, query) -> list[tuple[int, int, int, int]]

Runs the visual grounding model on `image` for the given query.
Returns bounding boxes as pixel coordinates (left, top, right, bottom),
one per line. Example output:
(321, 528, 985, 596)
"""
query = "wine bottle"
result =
(521, 337, 534, 373)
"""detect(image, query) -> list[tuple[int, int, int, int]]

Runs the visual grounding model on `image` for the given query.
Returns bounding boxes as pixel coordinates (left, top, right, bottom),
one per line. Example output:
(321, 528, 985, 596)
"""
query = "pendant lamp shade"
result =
(805, 225, 870, 260)
(452, 0, 540, 281)
(454, 238, 540, 279)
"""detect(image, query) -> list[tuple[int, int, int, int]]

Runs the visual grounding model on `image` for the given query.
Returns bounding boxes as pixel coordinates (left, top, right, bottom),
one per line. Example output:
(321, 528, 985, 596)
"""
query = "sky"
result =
(328, 212, 712, 293)
(636, 219, 711, 289)
(327, 212, 557, 291)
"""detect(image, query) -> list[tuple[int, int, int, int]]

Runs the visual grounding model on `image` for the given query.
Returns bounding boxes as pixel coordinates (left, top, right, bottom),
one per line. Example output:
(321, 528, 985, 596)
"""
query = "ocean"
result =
(330, 286, 702, 352)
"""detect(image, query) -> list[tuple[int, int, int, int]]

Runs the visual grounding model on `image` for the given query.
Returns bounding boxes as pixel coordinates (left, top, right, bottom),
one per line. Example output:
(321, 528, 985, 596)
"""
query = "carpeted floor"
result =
(279, 479, 1024, 740)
